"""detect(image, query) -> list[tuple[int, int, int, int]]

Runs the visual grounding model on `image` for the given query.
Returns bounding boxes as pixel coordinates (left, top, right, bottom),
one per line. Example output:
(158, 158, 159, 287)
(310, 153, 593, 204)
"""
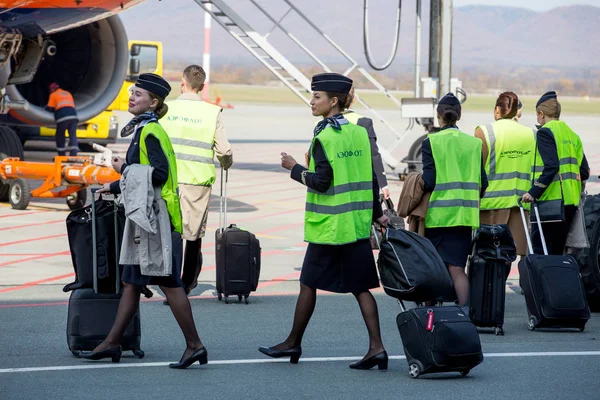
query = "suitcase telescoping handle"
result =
(90, 188, 121, 294)
(517, 199, 549, 256)
(218, 168, 229, 233)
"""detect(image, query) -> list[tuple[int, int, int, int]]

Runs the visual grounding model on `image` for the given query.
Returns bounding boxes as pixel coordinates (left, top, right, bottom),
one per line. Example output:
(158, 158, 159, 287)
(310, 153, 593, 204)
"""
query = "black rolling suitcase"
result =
(372, 227, 483, 378)
(66, 189, 144, 359)
(215, 169, 261, 304)
(468, 224, 516, 335)
(518, 200, 590, 331)
(396, 300, 484, 379)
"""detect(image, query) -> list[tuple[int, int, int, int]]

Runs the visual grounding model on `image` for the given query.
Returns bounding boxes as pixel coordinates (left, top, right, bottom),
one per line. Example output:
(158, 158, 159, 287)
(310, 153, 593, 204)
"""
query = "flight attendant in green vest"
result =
(521, 91, 590, 255)
(82, 74, 207, 369)
(422, 93, 488, 307)
(259, 73, 390, 370)
(476, 92, 535, 257)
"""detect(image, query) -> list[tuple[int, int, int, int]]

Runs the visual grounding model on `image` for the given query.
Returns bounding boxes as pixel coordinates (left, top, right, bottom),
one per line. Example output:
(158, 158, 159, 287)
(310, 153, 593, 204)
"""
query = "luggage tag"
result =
(426, 309, 434, 331)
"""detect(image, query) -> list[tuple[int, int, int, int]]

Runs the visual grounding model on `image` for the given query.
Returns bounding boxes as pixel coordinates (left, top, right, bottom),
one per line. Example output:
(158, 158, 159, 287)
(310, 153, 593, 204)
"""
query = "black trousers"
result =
(531, 205, 577, 255)
(56, 120, 78, 156)
(181, 238, 202, 291)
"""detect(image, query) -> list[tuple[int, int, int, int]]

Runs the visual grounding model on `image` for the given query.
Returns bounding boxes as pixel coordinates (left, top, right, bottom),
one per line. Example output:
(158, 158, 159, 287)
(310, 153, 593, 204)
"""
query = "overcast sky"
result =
(454, 0, 600, 11)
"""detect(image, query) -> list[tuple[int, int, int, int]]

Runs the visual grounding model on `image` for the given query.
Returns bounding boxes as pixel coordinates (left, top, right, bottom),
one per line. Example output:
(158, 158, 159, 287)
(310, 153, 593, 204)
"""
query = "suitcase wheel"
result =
(408, 362, 421, 379)
(133, 349, 145, 359)
(245, 295, 249, 305)
(225, 295, 229, 304)
(217, 292, 222, 301)
(494, 327, 504, 336)
(460, 369, 471, 377)
(71, 350, 80, 358)
(578, 325, 585, 332)
(528, 316, 537, 331)
(238, 295, 242, 302)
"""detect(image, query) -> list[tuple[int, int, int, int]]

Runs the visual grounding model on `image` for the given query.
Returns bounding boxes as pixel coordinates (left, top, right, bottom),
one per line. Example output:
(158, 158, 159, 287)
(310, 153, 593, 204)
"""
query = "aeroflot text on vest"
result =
(337, 150, 364, 159)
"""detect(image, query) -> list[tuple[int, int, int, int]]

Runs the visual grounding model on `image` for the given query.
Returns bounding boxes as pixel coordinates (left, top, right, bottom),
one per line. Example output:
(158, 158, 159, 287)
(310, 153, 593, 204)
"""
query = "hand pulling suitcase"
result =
(215, 169, 261, 304)
(396, 299, 484, 379)
(517, 200, 590, 331)
(66, 189, 144, 359)
(468, 224, 516, 335)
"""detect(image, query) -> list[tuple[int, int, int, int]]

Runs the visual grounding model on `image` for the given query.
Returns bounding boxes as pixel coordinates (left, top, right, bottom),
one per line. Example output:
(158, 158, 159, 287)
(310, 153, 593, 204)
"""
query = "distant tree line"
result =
(163, 62, 600, 97)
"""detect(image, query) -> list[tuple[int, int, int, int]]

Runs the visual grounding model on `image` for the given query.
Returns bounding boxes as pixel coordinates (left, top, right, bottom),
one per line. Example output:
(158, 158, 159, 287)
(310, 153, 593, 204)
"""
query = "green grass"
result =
(167, 83, 600, 116)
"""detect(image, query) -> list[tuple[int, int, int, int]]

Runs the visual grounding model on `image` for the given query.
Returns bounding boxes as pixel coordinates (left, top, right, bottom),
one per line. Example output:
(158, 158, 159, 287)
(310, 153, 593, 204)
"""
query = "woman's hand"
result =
(376, 214, 389, 228)
(521, 192, 535, 203)
(381, 186, 390, 200)
(281, 152, 298, 171)
(97, 183, 112, 194)
(111, 156, 125, 173)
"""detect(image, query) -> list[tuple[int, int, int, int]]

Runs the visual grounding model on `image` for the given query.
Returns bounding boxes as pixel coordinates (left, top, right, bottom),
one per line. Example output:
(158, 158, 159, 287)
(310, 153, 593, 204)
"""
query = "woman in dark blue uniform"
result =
(421, 93, 488, 306)
(258, 73, 390, 370)
(79, 74, 207, 369)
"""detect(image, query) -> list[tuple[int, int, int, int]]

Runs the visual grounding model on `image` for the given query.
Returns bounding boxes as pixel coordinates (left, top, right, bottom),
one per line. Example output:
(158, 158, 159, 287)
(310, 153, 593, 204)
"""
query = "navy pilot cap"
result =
(311, 73, 353, 94)
(536, 91, 557, 108)
(135, 73, 171, 99)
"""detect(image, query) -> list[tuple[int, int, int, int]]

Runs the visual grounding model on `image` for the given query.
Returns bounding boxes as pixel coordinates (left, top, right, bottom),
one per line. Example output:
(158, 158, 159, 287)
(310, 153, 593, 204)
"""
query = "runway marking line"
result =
(0, 233, 67, 248)
(1, 351, 600, 374)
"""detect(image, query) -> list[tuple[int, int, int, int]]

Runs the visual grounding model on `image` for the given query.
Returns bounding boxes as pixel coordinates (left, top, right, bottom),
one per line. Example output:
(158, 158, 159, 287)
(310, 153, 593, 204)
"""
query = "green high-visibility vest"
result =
(343, 110, 362, 124)
(425, 128, 482, 229)
(479, 119, 536, 211)
(532, 120, 584, 206)
(160, 99, 222, 186)
(139, 122, 183, 234)
(305, 123, 373, 245)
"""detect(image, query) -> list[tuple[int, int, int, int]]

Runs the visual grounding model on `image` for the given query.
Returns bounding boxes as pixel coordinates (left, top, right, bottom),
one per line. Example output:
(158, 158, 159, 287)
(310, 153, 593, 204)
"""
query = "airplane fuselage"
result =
(0, 0, 144, 37)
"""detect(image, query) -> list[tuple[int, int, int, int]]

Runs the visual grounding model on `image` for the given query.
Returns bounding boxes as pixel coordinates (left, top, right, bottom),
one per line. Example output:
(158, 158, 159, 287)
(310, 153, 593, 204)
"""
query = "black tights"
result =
(93, 283, 203, 361)
(182, 239, 202, 291)
(274, 283, 385, 360)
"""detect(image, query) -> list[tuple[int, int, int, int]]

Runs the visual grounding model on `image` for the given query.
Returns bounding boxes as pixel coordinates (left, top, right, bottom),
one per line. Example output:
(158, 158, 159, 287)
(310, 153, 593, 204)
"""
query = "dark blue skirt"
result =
(300, 239, 379, 293)
(121, 232, 183, 288)
(424, 226, 473, 268)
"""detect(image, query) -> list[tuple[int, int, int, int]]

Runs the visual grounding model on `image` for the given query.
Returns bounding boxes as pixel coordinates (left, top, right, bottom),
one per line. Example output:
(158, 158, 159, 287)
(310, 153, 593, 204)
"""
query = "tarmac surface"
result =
(1, 104, 599, 399)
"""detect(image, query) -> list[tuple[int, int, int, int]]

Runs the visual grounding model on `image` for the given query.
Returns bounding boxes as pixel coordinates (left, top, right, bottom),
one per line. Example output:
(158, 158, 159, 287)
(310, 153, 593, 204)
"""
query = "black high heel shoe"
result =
(169, 347, 208, 369)
(349, 351, 388, 370)
(78, 346, 122, 363)
(258, 345, 302, 364)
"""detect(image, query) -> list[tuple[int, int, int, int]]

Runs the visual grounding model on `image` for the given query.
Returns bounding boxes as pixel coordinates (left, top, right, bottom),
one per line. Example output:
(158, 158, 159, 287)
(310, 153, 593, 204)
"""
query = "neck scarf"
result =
(314, 113, 348, 136)
(121, 111, 158, 138)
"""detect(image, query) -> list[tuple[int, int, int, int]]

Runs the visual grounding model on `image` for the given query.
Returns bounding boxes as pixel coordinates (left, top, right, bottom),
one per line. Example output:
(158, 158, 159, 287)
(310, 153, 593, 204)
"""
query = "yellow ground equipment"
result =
(0, 144, 120, 210)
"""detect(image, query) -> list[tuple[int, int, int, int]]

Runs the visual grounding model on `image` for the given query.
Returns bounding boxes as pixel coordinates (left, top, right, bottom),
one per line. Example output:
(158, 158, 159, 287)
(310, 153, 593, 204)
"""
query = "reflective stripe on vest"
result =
(532, 120, 584, 206)
(52, 89, 75, 109)
(139, 122, 182, 234)
(479, 119, 536, 211)
(425, 128, 482, 229)
(161, 99, 221, 186)
(304, 123, 373, 245)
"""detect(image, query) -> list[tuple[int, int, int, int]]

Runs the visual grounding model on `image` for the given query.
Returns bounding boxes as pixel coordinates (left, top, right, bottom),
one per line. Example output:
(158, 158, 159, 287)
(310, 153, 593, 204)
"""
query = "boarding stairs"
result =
(194, 0, 413, 171)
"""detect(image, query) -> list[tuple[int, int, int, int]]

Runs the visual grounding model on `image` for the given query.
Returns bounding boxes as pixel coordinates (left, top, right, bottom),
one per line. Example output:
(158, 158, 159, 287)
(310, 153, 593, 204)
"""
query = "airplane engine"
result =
(5, 15, 129, 126)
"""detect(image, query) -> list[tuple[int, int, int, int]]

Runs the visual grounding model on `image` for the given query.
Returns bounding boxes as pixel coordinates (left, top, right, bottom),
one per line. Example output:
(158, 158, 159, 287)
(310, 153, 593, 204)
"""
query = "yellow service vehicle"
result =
(18, 40, 163, 151)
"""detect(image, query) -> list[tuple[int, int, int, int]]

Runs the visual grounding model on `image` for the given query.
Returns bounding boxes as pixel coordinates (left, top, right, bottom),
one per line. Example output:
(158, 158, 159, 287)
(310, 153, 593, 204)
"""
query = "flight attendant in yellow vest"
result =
(521, 91, 590, 255)
(422, 93, 488, 307)
(259, 73, 390, 370)
(476, 92, 535, 257)
(161, 65, 233, 296)
(341, 86, 390, 200)
(83, 73, 207, 369)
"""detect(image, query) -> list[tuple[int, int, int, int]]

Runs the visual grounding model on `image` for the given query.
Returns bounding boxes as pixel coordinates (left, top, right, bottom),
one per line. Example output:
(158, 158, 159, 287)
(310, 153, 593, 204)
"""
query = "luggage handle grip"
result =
(517, 199, 548, 256)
